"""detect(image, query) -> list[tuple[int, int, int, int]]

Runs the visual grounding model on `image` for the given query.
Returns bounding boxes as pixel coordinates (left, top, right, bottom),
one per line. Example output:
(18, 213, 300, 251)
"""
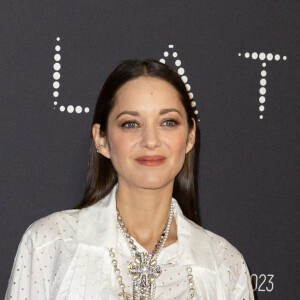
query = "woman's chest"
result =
(49, 244, 225, 300)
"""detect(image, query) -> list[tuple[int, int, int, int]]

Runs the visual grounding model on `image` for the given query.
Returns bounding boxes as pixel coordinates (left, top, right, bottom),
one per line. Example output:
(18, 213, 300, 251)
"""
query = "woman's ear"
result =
(185, 118, 196, 154)
(92, 123, 111, 159)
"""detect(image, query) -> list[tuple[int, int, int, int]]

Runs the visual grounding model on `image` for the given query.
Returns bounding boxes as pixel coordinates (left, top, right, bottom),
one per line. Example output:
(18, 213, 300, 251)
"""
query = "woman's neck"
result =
(116, 181, 177, 252)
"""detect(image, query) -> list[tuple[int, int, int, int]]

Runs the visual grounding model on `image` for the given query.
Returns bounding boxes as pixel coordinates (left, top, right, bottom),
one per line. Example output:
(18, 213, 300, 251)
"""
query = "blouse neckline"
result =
(77, 184, 217, 269)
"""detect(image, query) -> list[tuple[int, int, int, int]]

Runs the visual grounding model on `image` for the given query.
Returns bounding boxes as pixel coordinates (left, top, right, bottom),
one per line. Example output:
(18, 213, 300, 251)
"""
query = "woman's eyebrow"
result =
(159, 108, 182, 116)
(115, 108, 182, 120)
(116, 111, 139, 119)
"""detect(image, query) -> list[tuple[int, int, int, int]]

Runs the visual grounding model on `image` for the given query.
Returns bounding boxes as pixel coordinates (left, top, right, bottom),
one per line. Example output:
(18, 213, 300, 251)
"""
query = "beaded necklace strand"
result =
(109, 202, 196, 299)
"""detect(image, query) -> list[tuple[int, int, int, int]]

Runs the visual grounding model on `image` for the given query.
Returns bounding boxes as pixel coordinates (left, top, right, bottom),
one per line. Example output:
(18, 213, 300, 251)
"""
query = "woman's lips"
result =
(135, 155, 167, 166)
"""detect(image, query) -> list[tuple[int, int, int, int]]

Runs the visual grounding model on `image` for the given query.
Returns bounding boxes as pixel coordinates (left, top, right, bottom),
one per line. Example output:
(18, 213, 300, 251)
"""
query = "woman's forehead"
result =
(112, 76, 184, 113)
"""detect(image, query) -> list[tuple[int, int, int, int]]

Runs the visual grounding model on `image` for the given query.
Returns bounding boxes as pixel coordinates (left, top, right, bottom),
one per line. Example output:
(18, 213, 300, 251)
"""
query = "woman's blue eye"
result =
(163, 120, 177, 126)
(121, 120, 177, 128)
(122, 121, 138, 128)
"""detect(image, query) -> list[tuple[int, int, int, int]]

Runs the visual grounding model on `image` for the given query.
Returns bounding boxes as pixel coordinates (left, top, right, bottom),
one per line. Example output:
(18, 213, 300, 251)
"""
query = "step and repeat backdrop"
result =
(0, 1, 299, 299)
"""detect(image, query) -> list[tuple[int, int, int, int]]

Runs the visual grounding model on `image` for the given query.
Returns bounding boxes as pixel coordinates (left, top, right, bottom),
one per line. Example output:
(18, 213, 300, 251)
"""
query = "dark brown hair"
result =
(74, 59, 200, 224)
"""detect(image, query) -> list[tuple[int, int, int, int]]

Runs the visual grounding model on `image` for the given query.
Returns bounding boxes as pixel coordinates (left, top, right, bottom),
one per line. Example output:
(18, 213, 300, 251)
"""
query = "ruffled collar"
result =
(78, 184, 216, 269)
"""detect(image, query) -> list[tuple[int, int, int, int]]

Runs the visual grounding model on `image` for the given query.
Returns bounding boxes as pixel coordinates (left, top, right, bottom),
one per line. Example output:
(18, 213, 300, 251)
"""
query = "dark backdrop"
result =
(1, 1, 299, 299)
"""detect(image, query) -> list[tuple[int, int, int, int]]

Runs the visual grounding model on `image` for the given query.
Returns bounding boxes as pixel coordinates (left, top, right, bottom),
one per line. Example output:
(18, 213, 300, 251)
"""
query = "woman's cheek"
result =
(168, 131, 188, 152)
(109, 133, 136, 160)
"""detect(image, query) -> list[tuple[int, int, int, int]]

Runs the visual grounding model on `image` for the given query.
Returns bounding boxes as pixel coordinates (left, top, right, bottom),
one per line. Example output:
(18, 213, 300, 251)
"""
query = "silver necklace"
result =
(116, 203, 173, 300)
(109, 202, 196, 300)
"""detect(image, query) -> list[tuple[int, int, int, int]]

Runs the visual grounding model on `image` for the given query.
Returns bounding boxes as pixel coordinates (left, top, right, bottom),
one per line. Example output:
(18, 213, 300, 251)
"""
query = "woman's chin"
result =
(117, 173, 175, 190)
(133, 178, 174, 190)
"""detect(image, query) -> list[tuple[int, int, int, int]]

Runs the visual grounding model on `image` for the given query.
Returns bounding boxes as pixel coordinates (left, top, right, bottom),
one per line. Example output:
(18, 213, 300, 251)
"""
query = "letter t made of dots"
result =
(238, 51, 287, 120)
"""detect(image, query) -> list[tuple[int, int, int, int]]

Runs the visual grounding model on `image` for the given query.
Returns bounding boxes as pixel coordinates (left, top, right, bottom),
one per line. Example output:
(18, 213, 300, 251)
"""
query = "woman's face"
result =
(93, 76, 195, 190)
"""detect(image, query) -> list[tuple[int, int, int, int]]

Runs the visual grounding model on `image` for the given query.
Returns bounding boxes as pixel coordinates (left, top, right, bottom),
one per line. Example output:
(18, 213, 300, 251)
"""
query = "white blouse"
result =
(5, 185, 254, 299)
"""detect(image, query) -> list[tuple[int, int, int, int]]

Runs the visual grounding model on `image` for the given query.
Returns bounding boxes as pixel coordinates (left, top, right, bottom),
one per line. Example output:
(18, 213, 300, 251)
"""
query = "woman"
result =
(5, 60, 254, 299)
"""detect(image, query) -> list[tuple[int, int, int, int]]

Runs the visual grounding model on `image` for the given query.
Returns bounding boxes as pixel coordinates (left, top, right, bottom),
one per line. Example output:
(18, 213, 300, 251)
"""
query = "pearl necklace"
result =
(109, 202, 197, 300)
(117, 202, 173, 299)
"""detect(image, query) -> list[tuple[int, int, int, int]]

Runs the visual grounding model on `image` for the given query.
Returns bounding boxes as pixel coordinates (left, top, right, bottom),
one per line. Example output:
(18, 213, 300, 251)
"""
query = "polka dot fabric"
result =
(5, 210, 79, 299)
(5, 185, 254, 299)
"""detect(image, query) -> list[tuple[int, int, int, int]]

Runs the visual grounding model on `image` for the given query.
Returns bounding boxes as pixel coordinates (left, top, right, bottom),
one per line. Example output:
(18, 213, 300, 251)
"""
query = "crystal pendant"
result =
(128, 252, 162, 299)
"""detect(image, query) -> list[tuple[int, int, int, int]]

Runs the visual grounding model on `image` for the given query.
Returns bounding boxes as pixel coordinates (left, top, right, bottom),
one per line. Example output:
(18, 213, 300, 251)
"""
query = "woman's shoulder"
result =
(21, 208, 80, 248)
(204, 228, 245, 259)
(181, 216, 245, 259)
(182, 217, 247, 270)
(202, 227, 249, 278)
(180, 221, 253, 298)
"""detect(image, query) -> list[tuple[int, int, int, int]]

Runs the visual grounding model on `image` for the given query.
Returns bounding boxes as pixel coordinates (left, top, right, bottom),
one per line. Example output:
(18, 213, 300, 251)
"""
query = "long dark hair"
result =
(74, 59, 200, 224)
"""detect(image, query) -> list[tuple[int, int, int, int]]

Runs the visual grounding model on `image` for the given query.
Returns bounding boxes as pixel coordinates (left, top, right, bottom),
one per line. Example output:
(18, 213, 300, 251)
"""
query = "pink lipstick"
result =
(135, 155, 167, 166)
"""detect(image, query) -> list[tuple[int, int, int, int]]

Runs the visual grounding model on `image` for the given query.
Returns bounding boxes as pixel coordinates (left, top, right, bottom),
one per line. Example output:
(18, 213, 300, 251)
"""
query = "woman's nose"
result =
(140, 125, 161, 149)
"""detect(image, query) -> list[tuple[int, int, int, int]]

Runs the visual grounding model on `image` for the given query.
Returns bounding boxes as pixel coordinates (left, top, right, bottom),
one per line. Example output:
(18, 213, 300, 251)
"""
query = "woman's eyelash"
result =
(121, 121, 139, 128)
(120, 119, 179, 129)
(162, 119, 179, 126)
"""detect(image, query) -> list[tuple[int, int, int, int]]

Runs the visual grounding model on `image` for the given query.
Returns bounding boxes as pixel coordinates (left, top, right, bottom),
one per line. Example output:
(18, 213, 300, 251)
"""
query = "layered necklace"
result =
(109, 202, 196, 300)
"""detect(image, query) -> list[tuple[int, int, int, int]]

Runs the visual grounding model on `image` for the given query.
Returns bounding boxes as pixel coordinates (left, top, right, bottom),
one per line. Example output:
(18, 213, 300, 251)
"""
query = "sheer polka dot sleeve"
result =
(205, 229, 255, 299)
(231, 258, 254, 300)
(5, 225, 48, 299)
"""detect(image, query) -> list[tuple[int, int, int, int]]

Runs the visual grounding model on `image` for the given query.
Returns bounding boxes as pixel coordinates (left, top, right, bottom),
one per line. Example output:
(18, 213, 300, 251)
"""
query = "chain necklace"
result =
(109, 202, 196, 300)
(116, 202, 173, 300)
